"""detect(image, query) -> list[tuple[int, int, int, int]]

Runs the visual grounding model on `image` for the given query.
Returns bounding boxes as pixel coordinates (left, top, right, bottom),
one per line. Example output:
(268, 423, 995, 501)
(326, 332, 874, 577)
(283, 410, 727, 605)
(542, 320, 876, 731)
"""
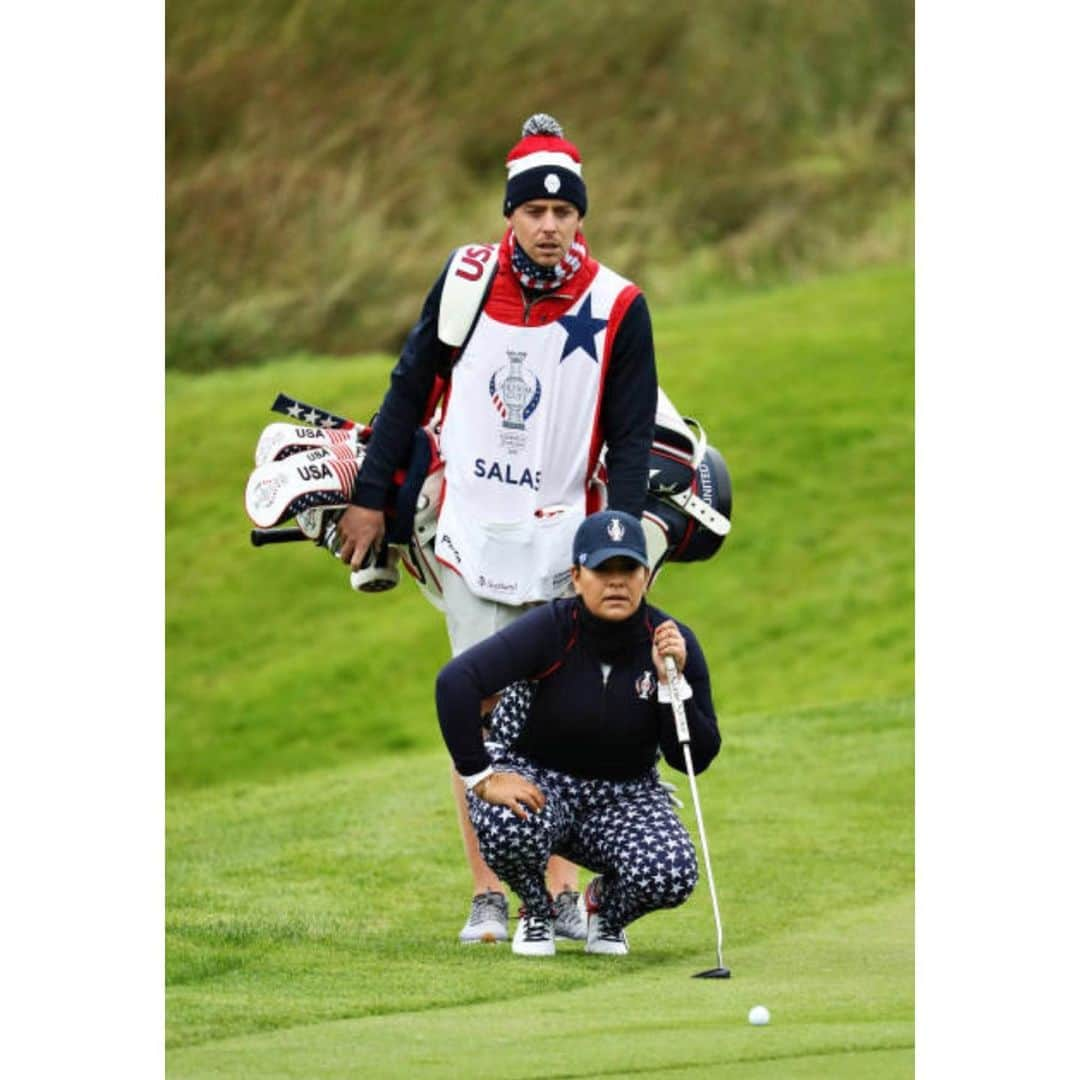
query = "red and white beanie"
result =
(503, 113, 588, 217)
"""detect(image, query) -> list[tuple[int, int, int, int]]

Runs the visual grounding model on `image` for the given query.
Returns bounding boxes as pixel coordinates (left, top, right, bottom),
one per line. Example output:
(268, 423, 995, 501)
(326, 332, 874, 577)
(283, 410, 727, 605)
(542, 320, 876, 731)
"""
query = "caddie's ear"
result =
(570, 564, 584, 594)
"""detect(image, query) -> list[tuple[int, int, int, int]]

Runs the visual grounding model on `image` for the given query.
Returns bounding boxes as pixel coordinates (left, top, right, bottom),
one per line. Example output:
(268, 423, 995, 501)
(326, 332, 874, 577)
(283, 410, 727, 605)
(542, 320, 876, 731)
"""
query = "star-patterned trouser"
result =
(468, 751, 699, 931)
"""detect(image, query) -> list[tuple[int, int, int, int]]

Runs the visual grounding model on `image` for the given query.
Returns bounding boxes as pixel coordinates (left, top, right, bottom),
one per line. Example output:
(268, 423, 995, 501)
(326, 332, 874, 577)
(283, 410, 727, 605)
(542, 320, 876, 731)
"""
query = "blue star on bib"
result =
(557, 295, 608, 363)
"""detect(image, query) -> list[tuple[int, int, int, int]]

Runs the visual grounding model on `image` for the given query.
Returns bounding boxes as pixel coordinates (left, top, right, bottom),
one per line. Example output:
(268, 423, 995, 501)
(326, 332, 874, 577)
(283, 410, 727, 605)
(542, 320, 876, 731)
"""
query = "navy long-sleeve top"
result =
(352, 253, 657, 517)
(435, 597, 721, 782)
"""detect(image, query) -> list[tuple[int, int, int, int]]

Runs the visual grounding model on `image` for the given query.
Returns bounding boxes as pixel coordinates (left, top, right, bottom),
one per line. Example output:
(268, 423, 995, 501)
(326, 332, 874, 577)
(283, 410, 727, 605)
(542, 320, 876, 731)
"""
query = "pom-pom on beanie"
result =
(503, 113, 588, 217)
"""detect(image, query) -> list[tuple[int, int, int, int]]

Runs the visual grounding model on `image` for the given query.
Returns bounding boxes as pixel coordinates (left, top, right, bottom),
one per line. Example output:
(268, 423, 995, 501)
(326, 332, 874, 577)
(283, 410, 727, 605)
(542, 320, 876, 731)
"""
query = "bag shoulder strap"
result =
(437, 243, 499, 347)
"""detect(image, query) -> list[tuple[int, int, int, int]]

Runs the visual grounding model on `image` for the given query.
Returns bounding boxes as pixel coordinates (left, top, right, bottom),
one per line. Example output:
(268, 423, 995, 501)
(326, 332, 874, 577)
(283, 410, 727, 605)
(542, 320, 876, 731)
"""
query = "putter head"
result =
(693, 966, 731, 979)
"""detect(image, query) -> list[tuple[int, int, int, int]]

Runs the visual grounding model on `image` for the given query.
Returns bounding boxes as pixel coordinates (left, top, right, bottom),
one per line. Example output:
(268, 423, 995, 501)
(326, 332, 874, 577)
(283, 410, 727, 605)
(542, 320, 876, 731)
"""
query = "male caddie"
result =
(336, 113, 658, 944)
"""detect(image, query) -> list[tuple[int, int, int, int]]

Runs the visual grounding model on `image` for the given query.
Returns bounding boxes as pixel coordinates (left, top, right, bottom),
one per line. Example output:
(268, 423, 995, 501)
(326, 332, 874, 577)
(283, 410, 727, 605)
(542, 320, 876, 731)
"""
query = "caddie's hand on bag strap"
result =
(337, 505, 386, 570)
(651, 619, 687, 680)
(473, 772, 546, 820)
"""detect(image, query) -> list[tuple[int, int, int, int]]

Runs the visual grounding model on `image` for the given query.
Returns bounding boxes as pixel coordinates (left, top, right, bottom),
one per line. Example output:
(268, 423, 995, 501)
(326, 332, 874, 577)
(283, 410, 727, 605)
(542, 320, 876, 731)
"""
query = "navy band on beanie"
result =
(503, 113, 588, 217)
(504, 166, 587, 217)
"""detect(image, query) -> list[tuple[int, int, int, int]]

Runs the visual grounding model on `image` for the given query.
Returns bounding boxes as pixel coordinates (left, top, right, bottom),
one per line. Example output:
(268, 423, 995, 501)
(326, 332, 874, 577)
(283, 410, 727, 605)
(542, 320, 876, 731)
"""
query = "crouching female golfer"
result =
(435, 510, 721, 956)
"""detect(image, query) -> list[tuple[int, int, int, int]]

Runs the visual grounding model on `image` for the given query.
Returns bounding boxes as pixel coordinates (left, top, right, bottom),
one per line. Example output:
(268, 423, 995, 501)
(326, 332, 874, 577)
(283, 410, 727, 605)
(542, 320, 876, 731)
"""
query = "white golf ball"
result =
(748, 1005, 770, 1026)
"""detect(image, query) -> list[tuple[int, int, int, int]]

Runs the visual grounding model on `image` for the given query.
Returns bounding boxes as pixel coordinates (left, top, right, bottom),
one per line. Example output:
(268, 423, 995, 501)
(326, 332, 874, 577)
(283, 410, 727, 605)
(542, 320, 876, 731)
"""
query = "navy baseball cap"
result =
(572, 511, 649, 570)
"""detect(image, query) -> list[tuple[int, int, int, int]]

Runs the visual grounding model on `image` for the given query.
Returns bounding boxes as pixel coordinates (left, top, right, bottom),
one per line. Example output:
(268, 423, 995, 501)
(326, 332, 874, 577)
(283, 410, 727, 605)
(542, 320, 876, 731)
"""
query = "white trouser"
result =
(442, 569, 534, 656)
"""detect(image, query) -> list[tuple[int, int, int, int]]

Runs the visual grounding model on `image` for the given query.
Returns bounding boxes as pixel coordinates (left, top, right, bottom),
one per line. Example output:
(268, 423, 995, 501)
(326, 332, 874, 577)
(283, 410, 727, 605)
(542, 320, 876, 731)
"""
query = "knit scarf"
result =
(507, 227, 589, 292)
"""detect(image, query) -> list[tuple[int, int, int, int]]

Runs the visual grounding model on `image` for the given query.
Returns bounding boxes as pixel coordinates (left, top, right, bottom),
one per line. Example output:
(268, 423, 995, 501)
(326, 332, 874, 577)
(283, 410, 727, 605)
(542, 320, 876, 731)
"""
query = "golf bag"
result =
(633, 388, 733, 585)
(244, 394, 446, 600)
(244, 388, 733, 604)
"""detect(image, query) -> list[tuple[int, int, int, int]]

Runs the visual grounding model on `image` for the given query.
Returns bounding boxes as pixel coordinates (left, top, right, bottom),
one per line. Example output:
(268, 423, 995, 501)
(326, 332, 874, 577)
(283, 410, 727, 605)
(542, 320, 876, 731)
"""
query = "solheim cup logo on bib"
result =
(490, 349, 542, 454)
(607, 517, 626, 542)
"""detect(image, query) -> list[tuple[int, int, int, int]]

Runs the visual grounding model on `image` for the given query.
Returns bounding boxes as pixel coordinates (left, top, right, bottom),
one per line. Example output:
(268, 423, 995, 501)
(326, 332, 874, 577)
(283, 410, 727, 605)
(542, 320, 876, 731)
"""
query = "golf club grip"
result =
(664, 655, 691, 743)
(251, 527, 307, 547)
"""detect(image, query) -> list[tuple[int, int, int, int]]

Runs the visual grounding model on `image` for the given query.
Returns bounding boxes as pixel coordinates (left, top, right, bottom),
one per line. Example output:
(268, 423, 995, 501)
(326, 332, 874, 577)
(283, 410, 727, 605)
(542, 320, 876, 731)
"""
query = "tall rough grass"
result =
(167, 0, 913, 370)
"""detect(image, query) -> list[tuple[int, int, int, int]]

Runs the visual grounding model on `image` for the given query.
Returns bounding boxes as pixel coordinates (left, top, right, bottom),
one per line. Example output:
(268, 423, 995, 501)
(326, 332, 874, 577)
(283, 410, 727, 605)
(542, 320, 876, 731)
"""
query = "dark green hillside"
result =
(166, 0, 913, 369)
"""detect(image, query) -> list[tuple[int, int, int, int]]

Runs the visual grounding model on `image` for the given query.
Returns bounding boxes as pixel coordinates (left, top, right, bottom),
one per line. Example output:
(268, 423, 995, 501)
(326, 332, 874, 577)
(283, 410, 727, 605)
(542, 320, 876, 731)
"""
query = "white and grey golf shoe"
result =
(552, 889, 587, 941)
(585, 912, 629, 955)
(512, 908, 556, 957)
(584, 876, 629, 956)
(458, 889, 509, 944)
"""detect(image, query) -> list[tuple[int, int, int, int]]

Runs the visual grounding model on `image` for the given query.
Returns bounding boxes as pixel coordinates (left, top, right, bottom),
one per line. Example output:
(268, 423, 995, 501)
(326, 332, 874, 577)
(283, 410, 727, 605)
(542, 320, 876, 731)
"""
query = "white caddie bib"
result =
(436, 266, 634, 603)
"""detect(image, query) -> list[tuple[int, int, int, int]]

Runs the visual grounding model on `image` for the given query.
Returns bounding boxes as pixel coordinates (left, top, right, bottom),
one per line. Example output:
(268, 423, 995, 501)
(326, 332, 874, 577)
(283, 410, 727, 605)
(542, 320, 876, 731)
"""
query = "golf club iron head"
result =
(693, 966, 732, 979)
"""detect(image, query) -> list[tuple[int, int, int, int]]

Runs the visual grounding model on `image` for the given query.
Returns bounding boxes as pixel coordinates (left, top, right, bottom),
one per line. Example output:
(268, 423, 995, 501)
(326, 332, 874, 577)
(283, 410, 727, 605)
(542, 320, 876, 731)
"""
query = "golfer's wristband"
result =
(461, 765, 495, 792)
(658, 676, 693, 704)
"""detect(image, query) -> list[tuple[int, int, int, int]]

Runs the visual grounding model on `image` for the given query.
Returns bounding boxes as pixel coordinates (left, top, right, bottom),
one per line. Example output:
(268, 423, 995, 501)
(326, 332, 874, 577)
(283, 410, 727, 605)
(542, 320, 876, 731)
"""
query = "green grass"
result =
(166, 264, 913, 1076)
(167, 697, 912, 1075)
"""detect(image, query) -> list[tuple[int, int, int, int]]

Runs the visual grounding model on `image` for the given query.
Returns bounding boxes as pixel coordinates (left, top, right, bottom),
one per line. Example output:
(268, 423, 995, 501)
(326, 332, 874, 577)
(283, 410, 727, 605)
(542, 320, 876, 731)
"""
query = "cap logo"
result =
(544, 173, 561, 193)
(607, 518, 626, 542)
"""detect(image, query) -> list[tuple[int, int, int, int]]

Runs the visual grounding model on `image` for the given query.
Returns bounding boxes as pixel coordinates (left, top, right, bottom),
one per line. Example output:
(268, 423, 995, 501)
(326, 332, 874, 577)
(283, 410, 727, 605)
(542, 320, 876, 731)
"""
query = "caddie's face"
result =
(572, 557, 648, 622)
(507, 199, 581, 267)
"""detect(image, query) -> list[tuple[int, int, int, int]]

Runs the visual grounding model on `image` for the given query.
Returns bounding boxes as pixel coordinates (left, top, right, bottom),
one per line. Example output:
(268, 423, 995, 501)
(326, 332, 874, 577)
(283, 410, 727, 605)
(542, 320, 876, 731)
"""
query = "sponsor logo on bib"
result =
(478, 574, 518, 595)
(440, 533, 463, 564)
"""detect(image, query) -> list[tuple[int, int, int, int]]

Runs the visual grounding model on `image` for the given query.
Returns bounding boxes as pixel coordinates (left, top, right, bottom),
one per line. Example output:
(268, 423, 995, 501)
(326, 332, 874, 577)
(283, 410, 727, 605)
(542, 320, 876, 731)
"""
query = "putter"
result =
(664, 655, 731, 979)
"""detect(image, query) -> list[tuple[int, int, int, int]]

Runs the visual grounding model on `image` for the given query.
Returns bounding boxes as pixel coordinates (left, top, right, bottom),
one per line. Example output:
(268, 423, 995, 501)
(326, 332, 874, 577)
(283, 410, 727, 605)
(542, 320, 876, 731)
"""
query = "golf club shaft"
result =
(664, 655, 726, 970)
(680, 742, 725, 969)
